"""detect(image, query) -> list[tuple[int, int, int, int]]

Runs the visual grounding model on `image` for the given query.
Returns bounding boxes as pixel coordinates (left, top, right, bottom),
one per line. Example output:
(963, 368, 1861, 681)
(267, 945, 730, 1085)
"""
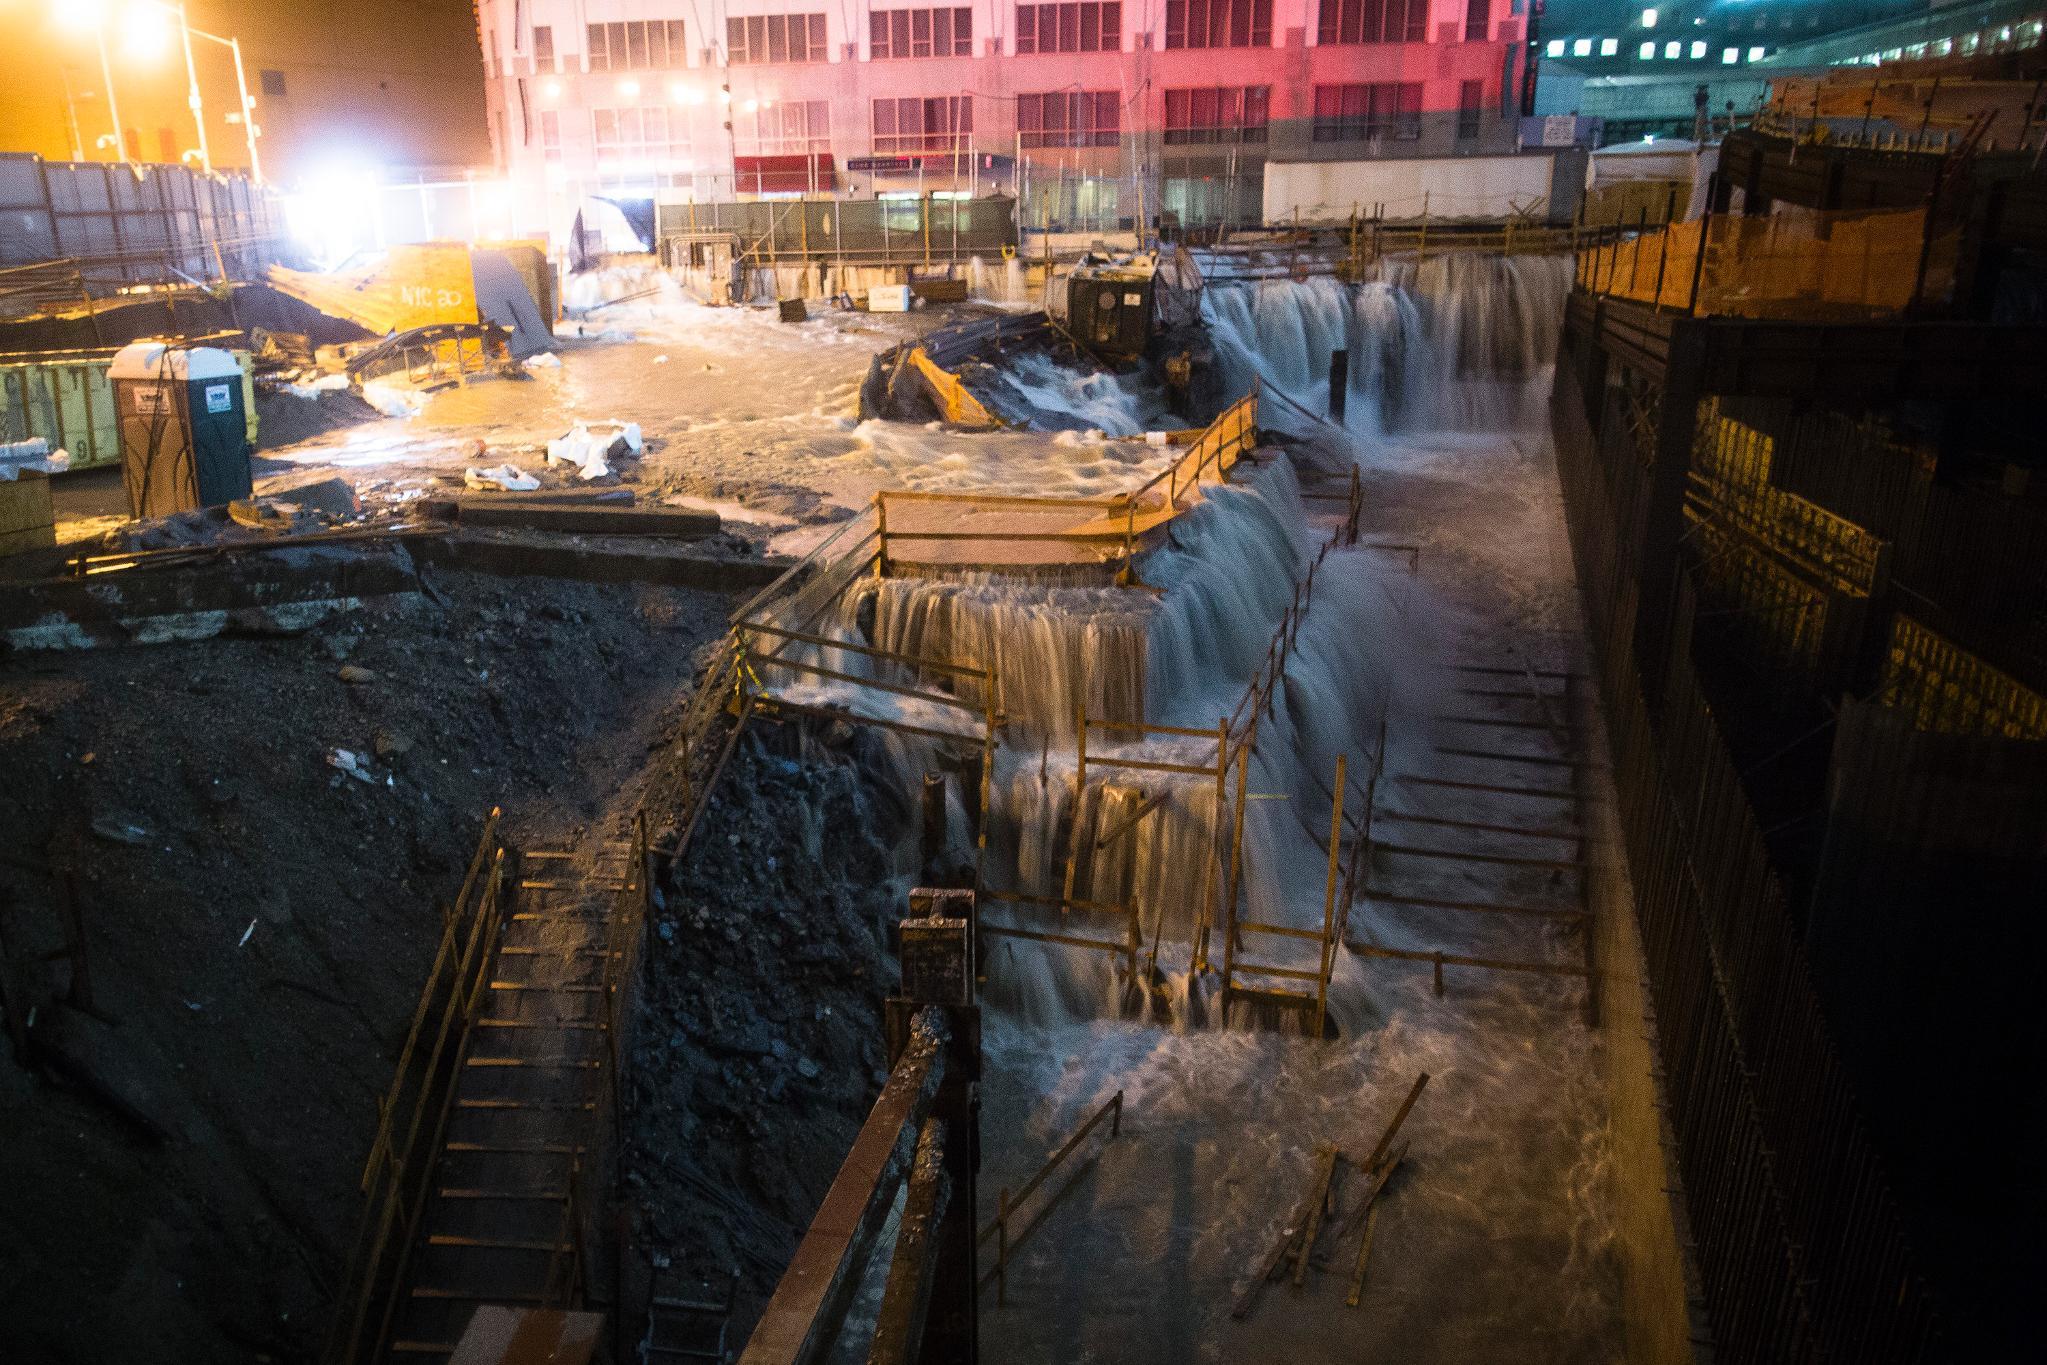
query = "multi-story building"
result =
(1533, 0, 1930, 140)
(476, 1, 1533, 235)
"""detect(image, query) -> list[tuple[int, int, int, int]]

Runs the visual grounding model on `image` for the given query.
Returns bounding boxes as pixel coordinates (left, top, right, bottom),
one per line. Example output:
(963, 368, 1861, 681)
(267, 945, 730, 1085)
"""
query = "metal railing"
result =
(325, 812, 508, 1365)
(979, 1090, 1124, 1306)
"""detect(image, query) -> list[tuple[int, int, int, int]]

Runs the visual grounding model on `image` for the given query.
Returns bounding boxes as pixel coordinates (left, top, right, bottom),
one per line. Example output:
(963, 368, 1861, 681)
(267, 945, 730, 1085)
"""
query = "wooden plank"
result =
(1231, 1145, 1337, 1320)
(1342, 1147, 1404, 1310)
(452, 501, 721, 538)
(1362, 889, 1589, 922)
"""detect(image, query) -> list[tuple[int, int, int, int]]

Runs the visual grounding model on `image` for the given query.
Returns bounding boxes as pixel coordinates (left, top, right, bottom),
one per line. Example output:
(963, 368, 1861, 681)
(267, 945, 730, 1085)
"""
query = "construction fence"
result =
(656, 194, 1018, 267)
(1573, 204, 1958, 318)
(0, 153, 283, 315)
(1553, 347, 1948, 1365)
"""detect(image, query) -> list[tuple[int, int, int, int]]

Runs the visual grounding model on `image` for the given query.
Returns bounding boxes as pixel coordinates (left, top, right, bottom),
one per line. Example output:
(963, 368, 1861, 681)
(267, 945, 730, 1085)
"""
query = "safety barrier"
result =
(979, 1091, 1124, 1305)
(870, 388, 1260, 579)
(326, 811, 508, 1365)
(1572, 205, 1957, 318)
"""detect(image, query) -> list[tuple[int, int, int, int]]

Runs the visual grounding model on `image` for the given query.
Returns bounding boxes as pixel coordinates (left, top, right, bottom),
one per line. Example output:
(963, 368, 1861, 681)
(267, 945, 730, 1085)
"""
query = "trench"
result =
(696, 254, 1663, 1359)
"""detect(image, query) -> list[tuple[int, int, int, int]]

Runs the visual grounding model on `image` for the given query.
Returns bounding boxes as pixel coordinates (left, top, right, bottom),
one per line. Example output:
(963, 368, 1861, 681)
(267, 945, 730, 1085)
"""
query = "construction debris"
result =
(464, 463, 540, 492)
(546, 420, 643, 481)
(1230, 1072, 1429, 1320)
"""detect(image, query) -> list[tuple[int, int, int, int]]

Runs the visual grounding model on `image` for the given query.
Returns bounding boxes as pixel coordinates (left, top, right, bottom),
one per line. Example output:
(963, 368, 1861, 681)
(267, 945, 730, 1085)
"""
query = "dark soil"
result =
(0, 569, 733, 1364)
(622, 728, 920, 1341)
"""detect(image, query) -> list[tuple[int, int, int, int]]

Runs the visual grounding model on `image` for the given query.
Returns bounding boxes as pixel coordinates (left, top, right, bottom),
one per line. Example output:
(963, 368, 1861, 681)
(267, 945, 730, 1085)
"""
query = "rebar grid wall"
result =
(1550, 334, 1950, 1363)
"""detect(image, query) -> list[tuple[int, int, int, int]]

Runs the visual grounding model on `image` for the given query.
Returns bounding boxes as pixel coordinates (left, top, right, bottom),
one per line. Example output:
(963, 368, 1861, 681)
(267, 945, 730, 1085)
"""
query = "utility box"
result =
(1067, 263, 1155, 363)
(108, 343, 252, 519)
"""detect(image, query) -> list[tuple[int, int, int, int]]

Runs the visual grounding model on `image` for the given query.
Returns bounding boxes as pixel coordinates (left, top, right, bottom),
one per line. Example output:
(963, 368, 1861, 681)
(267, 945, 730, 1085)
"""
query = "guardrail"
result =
(979, 1090, 1124, 1306)
(737, 1006, 957, 1365)
(325, 811, 508, 1365)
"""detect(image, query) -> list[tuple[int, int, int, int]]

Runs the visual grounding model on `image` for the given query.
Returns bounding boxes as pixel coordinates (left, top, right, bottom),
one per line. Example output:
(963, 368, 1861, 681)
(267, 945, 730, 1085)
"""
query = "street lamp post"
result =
(172, 2, 211, 173)
(67, 1, 261, 181)
(90, 16, 129, 166)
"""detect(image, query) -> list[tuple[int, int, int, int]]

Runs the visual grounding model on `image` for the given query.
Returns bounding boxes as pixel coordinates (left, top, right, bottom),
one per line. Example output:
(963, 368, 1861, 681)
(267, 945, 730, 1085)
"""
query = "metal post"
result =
(92, 21, 129, 165)
(174, 2, 211, 172)
(1651, 189, 1675, 311)
(227, 37, 261, 182)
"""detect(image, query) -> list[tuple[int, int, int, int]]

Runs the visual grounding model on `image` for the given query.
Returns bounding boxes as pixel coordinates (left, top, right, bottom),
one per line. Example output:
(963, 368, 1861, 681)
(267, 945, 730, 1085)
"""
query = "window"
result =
(587, 20, 688, 71)
(1546, 38, 1564, 56)
(533, 25, 555, 70)
(1457, 78, 1483, 139)
(1312, 82, 1421, 141)
(539, 109, 562, 162)
(1638, 41, 1654, 58)
(744, 100, 831, 154)
(1014, 3, 1121, 54)
(260, 69, 287, 98)
(1571, 38, 1591, 55)
(1722, 47, 1738, 63)
(592, 105, 689, 166)
(1465, 0, 1489, 42)
(873, 96, 974, 153)
(1317, 0, 1428, 46)
(1664, 40, 1679, 57)
(1689, 39, 1705, 57)
(1748, 45, 1765, 59)
(871, 8, 973, 57)
(1640, 8, 1657, 27)
(1600, 37, 1618, 55)
(1016, 90, 1120, 147)
(1163, 86, 1270, 143)
(727, 13, 828, 64)
(1165, 0, 1271, 49)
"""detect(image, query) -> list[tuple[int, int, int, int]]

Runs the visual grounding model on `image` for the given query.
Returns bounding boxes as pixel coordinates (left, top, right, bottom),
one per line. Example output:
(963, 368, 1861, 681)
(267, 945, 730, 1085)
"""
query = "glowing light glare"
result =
(543, 80, 562, 99)
(742, 98, 759, 112)
(54, 0, 107, 32)
(122, 4, 175, 62)
(282, 163, 381, 270)
(617, 78, 640, 98)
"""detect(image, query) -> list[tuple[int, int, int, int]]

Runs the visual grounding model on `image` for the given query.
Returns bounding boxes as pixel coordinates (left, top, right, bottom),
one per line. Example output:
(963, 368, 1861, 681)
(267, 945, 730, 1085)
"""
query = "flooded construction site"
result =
(10, 105, 2047, 1365)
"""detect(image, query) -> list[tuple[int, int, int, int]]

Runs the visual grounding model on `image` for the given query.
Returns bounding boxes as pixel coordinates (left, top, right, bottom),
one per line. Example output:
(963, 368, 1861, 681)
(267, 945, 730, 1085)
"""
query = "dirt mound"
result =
(624, 730, 918, 1341)
(0, 569, 731, 1364)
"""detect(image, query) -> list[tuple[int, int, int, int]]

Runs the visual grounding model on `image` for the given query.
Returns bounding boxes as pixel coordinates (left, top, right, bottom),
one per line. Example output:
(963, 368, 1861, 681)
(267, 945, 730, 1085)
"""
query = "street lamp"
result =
(58, 1, 263, 183)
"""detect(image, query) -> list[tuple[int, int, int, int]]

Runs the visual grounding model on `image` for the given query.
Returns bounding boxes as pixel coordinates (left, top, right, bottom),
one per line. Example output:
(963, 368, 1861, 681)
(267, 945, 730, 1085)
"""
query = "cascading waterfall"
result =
(846, 575, 1156, 739)
(1203, 254, 1572, 439)
(774, 255, 1566, 1030)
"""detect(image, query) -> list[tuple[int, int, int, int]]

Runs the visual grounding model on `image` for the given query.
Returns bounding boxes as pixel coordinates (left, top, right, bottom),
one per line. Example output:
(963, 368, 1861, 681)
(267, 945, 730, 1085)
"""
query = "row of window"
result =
(1543, 36, 1770, 64)
(527, 2, 1492, 73)
(540, 82, 1483, 162)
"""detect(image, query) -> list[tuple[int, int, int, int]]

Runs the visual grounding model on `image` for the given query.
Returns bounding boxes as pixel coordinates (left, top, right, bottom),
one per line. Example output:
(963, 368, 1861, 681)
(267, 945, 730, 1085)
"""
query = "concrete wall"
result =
(1552, 359, 1703, 1365)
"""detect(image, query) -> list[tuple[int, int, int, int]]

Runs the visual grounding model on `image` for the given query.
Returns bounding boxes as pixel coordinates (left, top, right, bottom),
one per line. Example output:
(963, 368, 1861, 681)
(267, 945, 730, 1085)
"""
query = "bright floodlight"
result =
(122, 3, 174, 61)
(54, 0, 108, 31)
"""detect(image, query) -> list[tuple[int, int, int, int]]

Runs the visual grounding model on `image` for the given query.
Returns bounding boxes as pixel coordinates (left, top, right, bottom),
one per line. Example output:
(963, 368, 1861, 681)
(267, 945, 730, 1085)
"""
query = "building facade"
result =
(476, 0, 1534, 234)
(1532, 0, 1930, 140)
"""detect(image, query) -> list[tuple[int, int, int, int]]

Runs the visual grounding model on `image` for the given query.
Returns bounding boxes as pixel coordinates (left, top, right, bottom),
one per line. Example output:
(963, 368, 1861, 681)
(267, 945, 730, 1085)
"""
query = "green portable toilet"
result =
(107, 342, 253, 519)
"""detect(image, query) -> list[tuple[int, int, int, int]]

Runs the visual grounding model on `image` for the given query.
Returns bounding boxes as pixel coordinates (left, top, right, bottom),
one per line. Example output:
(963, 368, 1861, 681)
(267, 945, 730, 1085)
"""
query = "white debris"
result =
(653, 354, 670, 364)
(0, 438, 69, 479)
(465, 464, 540, 492)
(326, 748, 387, 784)
(523, 351, 563, 370)
(545, 420, 640, 480)
(360, 380, 427, 418)
(238, 919, 257, 948)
